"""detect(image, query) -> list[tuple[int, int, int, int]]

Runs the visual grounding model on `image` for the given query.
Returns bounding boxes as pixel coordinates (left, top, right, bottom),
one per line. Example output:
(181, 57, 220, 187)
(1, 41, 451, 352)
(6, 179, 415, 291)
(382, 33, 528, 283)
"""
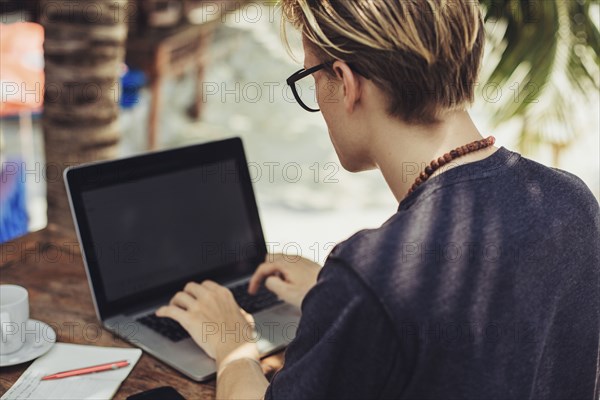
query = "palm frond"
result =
(478, 0, 600, 160)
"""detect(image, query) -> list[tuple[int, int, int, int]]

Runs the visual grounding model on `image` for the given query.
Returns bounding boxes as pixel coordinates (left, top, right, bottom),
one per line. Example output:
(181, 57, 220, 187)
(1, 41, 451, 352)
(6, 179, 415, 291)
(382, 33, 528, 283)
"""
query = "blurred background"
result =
(1, 0, 598, 262)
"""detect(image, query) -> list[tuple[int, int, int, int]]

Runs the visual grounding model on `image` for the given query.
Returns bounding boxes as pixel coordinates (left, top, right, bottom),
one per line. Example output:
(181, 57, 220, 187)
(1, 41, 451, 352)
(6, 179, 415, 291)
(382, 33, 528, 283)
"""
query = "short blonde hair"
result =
(280, 0, 485, 124)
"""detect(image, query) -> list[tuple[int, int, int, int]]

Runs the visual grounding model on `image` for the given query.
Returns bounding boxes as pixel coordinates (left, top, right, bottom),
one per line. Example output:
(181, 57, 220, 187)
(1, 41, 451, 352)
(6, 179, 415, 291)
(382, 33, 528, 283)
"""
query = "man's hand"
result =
(155, 280, 258, 368)
(248, 254, 321, 308)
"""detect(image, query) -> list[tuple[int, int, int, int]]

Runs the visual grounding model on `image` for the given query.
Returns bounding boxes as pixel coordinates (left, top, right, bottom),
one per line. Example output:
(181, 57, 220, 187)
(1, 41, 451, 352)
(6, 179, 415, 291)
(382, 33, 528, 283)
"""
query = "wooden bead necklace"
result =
(406, 135, 496, 197)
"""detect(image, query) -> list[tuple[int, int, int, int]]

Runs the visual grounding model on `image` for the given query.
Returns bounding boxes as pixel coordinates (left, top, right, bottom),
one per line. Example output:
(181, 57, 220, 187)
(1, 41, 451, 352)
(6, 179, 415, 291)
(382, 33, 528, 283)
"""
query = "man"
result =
(157, 1, 600, 398)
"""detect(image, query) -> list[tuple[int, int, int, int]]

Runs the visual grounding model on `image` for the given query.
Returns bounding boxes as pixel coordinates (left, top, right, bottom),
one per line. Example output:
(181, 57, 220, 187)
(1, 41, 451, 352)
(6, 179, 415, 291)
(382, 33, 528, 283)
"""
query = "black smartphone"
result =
(126, 386, 186, 400)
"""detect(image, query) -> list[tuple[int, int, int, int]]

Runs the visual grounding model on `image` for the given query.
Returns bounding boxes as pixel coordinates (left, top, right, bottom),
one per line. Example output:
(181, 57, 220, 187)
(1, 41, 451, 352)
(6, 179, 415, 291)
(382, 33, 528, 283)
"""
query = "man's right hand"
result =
(248, 254, 321, 309)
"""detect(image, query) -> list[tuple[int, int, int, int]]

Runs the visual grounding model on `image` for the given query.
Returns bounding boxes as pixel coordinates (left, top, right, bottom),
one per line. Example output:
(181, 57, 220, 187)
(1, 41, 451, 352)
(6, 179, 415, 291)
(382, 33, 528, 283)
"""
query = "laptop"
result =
(64, 137, 301, 381)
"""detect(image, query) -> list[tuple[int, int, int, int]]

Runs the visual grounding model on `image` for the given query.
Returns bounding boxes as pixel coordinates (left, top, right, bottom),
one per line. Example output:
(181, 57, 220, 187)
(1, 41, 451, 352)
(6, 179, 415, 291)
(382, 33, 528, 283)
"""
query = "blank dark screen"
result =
(81, 159, 259, 302)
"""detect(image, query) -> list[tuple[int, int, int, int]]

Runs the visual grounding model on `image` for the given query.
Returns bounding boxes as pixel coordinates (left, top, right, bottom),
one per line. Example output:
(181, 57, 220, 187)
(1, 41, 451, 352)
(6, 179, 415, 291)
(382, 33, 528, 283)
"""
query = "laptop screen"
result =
(65, 138, 267, 319)
(81, 159, 258, 302)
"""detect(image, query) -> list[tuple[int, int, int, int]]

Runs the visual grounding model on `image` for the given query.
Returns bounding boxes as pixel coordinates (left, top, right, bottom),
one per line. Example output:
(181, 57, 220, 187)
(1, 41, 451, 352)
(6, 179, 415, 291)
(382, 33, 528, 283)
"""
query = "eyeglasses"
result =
(286, 62, 331, 112)
(286, 62, 366, 112)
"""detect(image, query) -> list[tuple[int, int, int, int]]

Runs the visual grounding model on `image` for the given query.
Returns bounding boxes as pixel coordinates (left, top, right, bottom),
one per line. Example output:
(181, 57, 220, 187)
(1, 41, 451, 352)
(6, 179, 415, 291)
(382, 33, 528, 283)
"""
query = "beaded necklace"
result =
(406, 136, 496, 197)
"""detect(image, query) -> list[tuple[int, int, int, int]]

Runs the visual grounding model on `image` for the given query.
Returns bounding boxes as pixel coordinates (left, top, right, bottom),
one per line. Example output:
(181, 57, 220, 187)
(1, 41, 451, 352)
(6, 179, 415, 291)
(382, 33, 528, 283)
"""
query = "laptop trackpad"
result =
(253, 303, 301, 353)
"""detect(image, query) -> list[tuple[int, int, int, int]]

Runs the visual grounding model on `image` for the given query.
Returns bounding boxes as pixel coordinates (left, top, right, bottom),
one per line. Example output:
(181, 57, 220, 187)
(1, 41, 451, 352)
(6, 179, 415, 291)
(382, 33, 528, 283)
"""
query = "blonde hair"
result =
(280, 0, 485, 124)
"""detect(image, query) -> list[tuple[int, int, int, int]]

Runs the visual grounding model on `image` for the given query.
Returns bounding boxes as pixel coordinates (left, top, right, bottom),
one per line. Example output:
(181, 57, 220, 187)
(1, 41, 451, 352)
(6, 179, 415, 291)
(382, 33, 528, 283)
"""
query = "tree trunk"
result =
(40, 0, 128, 234)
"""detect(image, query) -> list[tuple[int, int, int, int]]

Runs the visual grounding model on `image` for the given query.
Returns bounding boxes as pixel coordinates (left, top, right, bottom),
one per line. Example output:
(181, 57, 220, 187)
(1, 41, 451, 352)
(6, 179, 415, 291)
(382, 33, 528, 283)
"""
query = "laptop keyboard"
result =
(137, 313, 190, 342)
(137, 282, 282, 342)
(230, 281, 283, 314)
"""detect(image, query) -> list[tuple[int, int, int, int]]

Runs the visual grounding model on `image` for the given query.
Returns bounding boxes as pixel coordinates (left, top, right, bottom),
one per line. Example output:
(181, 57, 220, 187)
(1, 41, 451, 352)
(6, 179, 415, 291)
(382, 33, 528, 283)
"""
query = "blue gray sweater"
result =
(266, 146, 599, 399)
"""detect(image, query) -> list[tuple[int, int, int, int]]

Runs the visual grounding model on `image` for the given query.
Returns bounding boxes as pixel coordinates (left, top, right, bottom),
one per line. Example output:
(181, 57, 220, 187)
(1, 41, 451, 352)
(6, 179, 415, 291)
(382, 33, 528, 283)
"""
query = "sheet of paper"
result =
(2, 343, 142, 400)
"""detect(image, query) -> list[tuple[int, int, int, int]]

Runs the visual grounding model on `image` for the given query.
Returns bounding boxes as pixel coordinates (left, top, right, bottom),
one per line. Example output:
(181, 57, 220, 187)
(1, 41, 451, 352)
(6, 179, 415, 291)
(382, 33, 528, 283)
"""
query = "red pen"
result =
(41, 360, 130, 380)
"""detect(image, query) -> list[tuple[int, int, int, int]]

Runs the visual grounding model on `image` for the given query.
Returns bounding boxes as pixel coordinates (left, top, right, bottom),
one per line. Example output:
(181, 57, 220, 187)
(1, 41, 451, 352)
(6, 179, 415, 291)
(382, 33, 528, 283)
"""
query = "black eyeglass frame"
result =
(286, 61, 365, 112)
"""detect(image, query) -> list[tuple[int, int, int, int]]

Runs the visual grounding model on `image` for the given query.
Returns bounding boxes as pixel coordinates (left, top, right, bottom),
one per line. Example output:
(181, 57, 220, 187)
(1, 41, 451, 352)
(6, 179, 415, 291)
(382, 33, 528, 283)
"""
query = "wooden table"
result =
(0, 227, 284, 399)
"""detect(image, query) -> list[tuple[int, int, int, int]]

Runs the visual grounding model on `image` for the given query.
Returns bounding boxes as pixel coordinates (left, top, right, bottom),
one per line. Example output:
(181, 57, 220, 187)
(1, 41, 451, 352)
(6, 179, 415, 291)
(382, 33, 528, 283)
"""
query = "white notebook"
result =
(2, 343, 142, 400)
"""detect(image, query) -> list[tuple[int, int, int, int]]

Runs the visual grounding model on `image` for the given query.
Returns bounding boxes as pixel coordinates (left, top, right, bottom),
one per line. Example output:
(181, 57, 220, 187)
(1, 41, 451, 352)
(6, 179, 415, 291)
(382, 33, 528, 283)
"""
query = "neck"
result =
(370, 110, 499, 202)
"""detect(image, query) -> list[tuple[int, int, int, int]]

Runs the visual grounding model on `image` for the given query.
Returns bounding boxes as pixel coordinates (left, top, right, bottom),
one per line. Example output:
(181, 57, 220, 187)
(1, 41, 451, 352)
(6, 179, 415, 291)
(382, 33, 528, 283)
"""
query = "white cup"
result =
(0, 285, 29, 355)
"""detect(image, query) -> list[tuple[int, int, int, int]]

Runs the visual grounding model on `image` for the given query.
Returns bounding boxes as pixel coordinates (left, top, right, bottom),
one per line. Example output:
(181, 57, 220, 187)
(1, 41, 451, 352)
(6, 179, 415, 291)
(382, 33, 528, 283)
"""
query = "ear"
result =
(331, 61, 362, 114)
